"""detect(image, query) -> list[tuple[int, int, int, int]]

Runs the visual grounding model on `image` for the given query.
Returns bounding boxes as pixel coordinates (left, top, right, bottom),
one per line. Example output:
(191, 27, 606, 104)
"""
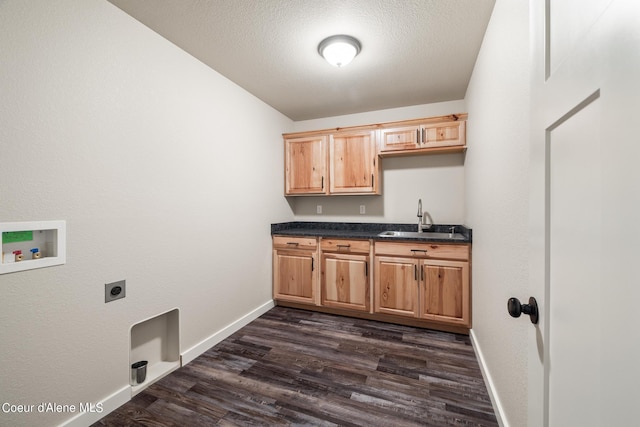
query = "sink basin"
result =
(378, 231, 424, 238)
(377, 230, 466, 240)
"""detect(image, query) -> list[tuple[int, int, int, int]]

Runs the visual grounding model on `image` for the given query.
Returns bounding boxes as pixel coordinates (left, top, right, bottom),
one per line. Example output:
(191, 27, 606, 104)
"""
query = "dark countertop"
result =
(271, 221, 472, 243)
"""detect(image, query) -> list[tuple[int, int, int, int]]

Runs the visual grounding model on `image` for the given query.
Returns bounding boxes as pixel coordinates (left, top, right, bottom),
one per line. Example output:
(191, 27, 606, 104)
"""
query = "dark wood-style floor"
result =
(93, 307, 497, 426)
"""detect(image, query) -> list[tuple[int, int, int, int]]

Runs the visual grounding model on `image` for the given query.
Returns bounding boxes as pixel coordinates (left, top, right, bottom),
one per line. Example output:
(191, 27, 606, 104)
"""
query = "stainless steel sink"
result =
(377, 230, 466, 240)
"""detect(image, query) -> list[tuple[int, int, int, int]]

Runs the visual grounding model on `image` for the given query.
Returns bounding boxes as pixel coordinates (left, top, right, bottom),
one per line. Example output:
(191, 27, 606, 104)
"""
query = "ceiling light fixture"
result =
(318, 35, 361, 68)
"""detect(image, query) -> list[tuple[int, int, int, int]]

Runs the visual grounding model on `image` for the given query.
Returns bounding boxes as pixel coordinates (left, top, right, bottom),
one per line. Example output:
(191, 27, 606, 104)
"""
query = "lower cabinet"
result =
(374, 256, 418, 317)
(320, 239, 370, 312)
(273, 235, 471, 331)
(420, 259, 470, 327)
(374, 241, 471, 328)
(272, 236, 319, 305)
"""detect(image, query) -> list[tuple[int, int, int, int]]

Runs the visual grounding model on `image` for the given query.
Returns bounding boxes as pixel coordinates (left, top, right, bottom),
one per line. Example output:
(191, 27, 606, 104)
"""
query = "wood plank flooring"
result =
(93, 307, 497, 426)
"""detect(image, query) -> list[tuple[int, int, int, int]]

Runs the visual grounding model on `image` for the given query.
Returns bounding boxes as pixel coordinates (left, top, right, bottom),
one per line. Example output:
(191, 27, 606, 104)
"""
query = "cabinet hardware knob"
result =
(507, 297, 539, 324)
(336, 244, 351, 249)
(286, 242, 299, 246)
(410, 249, 428, 253)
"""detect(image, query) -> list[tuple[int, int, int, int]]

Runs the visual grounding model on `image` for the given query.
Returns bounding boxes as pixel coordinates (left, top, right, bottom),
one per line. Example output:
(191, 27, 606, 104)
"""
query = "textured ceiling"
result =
(107, 0, 495, 121)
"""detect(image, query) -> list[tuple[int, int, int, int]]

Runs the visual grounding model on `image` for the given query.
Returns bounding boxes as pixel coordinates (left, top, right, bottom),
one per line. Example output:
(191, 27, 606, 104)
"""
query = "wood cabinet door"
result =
(422, 120, 466, 149)
(285, 135, 327, 195)
(379, 126, 420, 153)
(273, 249, 318, 305)
(321, 253, 370, 311)
(419, 259, 469, 327)
(379, 120, 466, 154)
(329, 131, 378, 194)
(374, 256, 418, 317)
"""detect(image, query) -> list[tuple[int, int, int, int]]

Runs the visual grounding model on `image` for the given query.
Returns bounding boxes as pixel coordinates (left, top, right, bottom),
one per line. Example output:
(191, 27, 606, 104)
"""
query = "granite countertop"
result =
(271, 221, 472, 243)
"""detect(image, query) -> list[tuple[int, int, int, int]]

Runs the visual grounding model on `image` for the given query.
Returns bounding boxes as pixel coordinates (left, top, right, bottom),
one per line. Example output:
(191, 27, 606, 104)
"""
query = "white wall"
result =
(292, 101, 467, 224)
(0, 1, 293, 426)
(464, 1, 530, 426)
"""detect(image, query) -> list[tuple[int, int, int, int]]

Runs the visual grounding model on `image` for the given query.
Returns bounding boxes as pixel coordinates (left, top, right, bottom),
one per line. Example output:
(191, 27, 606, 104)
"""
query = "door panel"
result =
(329, 131, 376, 193)
(420, 260, 469, 326)
(548, 0, 612, 77)
(273, 251, 316, 304)
(530, 1, 640, 426)
(379, 126, 419, 152)
(322, 254, 369, 311)
(285, 136, 326, 194)
(422, 121, 465, 148)
(548, 98, 602, 426)
(374, 257, 417, 317)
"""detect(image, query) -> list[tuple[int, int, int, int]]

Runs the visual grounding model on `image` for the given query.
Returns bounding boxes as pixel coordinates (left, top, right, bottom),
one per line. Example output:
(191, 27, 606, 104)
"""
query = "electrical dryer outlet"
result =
(105, 280, 126, 303)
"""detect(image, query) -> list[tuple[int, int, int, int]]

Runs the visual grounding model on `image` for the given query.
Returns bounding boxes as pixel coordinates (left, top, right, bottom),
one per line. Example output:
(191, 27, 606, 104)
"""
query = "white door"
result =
(529, 1, 640, 426)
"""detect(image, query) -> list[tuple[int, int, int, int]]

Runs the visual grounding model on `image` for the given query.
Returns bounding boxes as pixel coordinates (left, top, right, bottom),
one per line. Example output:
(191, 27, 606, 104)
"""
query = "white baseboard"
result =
(469, 329, 508, 427)
(59, 385, 130, 427)
(60, 300, 275, 427)
(181, 299, 275, 366)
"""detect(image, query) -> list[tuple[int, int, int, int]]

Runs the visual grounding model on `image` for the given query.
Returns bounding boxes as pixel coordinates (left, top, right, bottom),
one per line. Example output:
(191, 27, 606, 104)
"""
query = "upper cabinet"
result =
(284, 135, 327, 195)
(284, 129, 380, 196)
(379, 115, 467, 156)
(283, 113, 467, 196)
(329, 130, 378, 194)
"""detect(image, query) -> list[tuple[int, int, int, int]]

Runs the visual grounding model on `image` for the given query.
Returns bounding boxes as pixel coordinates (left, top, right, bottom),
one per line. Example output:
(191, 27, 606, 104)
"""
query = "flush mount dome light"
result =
(318, 35, 361, 67)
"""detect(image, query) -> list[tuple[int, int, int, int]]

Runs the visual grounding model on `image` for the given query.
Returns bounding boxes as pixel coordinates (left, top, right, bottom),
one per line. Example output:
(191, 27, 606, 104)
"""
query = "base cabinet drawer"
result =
(320, 238, 370, 254)
(273, 236, 318, 250)
(374, 241, 469, 261)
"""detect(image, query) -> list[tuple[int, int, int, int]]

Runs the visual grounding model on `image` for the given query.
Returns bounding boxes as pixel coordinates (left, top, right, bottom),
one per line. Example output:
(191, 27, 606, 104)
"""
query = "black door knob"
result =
(507, 296, 539, 324)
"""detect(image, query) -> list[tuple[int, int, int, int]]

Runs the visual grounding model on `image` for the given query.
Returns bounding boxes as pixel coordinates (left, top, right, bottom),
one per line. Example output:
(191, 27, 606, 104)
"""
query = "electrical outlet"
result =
(105, 280, 126, 303)
(317, 205, 322, 214)
(360, 205, 366, 214)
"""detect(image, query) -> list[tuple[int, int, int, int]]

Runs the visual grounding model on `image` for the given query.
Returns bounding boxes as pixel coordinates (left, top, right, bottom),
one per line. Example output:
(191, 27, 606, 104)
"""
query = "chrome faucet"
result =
(417, 199, 432, 232)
